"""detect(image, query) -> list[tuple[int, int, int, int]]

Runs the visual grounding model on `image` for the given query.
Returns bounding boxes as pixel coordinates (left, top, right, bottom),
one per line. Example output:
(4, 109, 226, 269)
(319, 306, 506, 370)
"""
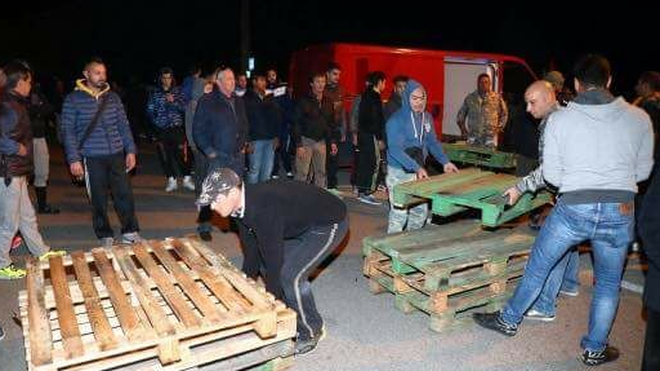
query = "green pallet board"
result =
(443, 143, 517, 169)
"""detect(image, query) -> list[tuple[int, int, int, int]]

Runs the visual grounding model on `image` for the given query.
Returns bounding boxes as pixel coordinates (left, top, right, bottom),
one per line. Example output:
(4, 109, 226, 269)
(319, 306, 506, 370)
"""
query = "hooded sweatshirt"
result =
(385, 80, 449, 172)
(543, 89, 654, 203)
(386, 79, 448, 172)
(61, 79, 137, 164)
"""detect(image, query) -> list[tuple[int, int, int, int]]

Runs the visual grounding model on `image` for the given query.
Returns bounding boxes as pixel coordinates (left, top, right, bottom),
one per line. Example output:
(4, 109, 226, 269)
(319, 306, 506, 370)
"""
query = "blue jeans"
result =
(501, 199, 634, 352)
(247, 139, 276, 184)
(530, 247, 580, 316)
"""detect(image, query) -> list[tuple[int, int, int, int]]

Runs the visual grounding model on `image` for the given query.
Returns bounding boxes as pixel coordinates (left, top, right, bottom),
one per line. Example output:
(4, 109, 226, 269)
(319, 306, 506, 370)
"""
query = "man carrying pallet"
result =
(474, 55, 654, 366)
(196, 167, 349, 355)
(502, 80, 581, 321)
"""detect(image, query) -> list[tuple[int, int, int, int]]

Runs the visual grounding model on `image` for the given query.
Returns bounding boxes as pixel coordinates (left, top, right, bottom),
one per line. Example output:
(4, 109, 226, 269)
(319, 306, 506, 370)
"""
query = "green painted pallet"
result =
(443, 142, 517, 169)
(392, 167, 552, 227)
(363, 223, 534, 332)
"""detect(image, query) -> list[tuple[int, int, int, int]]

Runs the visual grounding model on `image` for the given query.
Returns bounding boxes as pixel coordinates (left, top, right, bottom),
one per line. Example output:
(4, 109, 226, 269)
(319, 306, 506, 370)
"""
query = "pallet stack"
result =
(364, 161, 548, 333)
(18, 237, 297, 371)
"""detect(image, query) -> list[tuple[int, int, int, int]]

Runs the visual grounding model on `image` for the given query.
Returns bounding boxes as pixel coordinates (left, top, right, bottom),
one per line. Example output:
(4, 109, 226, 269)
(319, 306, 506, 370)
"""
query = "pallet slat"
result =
(49, 256, 84, 359)
(70, 251, 118, 351)
(26, 258, 53, 366)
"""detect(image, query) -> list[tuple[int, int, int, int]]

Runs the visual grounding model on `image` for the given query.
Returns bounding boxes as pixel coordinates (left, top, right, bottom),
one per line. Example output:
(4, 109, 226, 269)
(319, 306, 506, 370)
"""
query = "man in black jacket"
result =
(193, 67, 248, 176)
(356, 71, 386, 205)
(1, 61, 64, 280)
(244, 74, 282, 184)
(640, 162, 660, 370)
(197, 167, 349, 355)
(293, 72, 338, 188)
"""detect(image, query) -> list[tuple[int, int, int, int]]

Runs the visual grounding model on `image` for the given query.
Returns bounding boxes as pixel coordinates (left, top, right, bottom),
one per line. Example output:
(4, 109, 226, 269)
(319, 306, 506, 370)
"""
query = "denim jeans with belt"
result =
(501, 198, 634, 352)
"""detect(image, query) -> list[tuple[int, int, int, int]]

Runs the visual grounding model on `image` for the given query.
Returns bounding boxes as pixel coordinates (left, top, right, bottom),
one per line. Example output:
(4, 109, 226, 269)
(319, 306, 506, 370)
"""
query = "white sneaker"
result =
(182, 176, 195, 191)
(358, 194, 382, 206)
(99, 237, 114, 249)
(121, 232, 144, 245)
(165, 177, 178, 192)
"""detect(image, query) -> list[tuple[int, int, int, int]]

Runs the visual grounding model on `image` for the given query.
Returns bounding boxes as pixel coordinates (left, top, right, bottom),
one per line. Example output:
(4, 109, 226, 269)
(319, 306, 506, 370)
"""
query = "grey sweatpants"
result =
(0, 176, 49, 268)
(386, 166, 429, 233)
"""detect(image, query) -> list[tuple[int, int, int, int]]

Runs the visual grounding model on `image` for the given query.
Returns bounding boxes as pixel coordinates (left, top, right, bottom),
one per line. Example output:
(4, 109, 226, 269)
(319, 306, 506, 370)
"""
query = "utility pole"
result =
(239, 0, 250, 74)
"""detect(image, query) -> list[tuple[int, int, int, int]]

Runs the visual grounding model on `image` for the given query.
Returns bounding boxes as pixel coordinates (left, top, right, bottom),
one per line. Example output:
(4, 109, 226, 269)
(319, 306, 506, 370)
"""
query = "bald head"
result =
(525, 80, 557, 119)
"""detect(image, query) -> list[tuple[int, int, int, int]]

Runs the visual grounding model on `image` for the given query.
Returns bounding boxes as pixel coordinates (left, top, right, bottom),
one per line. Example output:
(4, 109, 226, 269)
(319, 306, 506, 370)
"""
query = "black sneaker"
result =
(473, 311, 518, 336)
(295, 325, 326, 356)
(199, 231, 212, 241)
(579, 346, 619, 366)
(0, 324, 5, 341)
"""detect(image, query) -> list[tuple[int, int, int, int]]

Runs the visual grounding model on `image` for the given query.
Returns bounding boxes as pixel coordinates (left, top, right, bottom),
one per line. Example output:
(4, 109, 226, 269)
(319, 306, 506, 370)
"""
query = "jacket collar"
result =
(75, 79, 110, 99)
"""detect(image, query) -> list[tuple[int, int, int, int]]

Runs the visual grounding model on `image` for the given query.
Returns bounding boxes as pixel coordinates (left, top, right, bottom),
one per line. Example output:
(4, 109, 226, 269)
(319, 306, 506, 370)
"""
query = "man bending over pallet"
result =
(196, 167, 349, 355)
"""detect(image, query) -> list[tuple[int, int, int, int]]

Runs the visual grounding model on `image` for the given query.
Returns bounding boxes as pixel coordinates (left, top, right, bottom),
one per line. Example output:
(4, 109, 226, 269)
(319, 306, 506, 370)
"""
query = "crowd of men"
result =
(1, 54, 660, 368)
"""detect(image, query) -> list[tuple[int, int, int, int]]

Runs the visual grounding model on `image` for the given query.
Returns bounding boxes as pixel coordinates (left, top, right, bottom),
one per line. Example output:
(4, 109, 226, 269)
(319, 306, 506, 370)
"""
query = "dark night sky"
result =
(1, 1, 658, 97)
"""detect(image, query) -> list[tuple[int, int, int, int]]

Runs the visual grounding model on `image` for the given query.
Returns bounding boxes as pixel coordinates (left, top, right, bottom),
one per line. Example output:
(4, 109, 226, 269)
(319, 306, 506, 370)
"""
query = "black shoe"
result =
(0, 324, 5, 341)
(295, 325, 326, 356)
(579, 346, 619, 366)
(199, 231, 212, 241)
(38, 205, 60, 214)
(473, 311, 518, 336)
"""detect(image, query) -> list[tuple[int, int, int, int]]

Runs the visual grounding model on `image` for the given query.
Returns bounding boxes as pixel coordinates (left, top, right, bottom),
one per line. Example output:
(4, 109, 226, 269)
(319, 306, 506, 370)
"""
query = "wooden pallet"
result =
(19, 237, 297, 371)
(363, 222, 534, 332)
(392, 167, 552, 227)
(442, 143, 517, 169)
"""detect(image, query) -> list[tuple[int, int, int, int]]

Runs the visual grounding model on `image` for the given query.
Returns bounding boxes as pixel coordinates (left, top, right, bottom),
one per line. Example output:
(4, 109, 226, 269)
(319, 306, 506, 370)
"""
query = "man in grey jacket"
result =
(503, 81, 581, 322)
(474, 55, 654, 366)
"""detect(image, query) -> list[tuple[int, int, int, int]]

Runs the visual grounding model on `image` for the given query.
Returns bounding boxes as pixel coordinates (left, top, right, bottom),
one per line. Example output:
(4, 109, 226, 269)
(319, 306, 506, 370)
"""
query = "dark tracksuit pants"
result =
(84, 153, 139, 239)
(156, 126, 190, 178)
(281, 219, 348, 340)
(356, 133, 379, 194)
(326, 141, 339, 189)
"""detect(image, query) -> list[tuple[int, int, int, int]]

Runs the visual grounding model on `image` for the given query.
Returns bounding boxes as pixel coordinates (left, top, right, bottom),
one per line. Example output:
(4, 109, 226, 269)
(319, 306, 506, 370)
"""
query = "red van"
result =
(289, 43, 536, 139)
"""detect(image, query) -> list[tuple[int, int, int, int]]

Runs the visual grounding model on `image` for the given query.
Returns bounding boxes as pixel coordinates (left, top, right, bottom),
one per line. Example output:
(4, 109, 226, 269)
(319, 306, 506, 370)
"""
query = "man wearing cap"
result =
(197, 167, 349, 355)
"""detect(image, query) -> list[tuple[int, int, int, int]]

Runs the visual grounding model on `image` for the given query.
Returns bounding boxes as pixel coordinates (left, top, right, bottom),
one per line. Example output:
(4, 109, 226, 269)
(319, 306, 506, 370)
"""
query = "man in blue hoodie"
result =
(61, 57, 142, 247)
(385, 79, 458, 233)
(146, 67, 194, 192)
(474, 55, 654, 367)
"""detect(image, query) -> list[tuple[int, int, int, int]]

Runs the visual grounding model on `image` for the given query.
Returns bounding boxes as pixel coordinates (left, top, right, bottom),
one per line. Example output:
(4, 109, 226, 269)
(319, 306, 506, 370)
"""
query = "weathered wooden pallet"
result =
(363, 222, 534, 332)
(392, 167, 552, 227)
(19, 237, 297, 371)
(442, 143, 517, 169)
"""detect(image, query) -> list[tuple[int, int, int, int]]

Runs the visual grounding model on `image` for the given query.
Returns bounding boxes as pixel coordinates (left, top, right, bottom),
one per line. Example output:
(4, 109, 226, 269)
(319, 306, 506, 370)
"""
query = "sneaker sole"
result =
(358, 199, 382, 206)
(524, 315, 556, 322)
(0, 274, 26, 280)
